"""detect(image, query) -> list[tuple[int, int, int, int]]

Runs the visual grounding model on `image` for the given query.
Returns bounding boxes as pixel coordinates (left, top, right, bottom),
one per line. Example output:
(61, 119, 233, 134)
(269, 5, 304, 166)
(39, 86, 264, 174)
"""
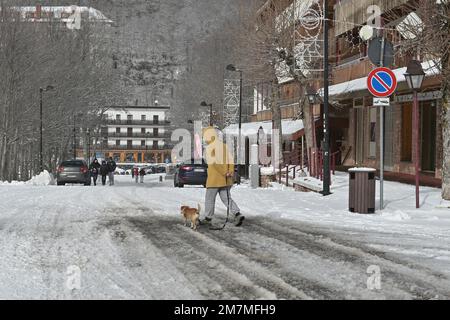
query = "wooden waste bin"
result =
(348, 168, 376, 214)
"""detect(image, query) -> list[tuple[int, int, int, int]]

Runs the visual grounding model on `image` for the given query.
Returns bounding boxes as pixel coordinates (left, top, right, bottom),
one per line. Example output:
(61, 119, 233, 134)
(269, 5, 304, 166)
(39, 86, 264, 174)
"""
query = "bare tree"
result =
(0, 2, 127, 181)
(234, 0, 324, 166)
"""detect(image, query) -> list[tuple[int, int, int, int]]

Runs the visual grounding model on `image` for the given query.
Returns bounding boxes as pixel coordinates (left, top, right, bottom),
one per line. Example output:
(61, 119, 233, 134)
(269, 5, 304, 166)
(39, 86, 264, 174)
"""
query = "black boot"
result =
(199, 217, 212, 225)
(234, 213, 245, 227)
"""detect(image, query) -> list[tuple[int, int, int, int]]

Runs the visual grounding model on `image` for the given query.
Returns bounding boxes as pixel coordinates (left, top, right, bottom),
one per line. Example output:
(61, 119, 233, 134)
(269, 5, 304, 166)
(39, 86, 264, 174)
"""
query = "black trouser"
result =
(92, 174, 98, 186)
(101, 175, 107, 185)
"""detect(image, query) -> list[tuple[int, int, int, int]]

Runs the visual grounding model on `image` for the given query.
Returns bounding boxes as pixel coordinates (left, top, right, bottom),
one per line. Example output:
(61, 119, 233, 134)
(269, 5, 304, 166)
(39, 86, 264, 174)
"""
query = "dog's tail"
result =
(198, 203, 201, 214)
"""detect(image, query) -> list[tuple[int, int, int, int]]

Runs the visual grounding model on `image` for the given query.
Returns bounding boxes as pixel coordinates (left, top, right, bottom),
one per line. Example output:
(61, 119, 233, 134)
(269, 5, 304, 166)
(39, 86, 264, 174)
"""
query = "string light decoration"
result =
(292, 0, 324, 75)
(223, 79, 241, 127)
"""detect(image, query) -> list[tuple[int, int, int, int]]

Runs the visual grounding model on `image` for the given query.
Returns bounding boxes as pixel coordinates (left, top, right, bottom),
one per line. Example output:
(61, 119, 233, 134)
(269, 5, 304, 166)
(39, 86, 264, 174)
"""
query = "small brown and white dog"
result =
(180, 204, 200, 231)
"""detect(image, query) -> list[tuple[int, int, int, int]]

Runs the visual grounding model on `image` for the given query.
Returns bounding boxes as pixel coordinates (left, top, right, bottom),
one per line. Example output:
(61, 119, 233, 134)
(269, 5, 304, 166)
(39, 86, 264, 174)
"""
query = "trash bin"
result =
(348, 168, 376, 214)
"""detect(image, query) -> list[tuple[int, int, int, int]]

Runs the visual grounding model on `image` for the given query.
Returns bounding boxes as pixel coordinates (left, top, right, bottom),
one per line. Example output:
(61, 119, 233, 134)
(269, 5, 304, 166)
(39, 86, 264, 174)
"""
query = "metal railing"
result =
(103, 145, 173, 151)
(106, 119, 171, 126)
(107, 132, 170, 138)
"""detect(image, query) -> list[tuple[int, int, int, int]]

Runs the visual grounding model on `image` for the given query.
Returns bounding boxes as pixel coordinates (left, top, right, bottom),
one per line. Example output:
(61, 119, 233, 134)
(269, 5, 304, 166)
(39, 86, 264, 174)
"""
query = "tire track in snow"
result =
(247, 218, 450, 299)
(126, 215, 309, 299)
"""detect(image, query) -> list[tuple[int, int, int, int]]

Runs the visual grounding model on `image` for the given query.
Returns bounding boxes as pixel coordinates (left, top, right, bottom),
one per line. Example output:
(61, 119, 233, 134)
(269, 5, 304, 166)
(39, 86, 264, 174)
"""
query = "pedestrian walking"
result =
(199, 127, 244, 227)
(133, 167, 139, 183)
(100, 160, 109, 186)
(107, 157, 117, 186)
(139, 167, 146, 183)
(89, 158, 101, 186)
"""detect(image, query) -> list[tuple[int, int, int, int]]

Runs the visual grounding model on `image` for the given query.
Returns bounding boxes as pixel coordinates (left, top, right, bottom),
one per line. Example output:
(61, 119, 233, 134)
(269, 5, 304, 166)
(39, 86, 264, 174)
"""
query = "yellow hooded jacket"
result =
(203, 127, 234, 188)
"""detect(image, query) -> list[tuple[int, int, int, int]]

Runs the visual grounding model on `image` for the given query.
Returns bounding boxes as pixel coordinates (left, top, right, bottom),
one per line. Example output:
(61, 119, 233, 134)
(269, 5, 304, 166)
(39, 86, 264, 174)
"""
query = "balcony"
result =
(107, 132, 171, 139)
(106, 119, 171, 126)
(104, 145, 173, 151)
(332, 56, 372, 85)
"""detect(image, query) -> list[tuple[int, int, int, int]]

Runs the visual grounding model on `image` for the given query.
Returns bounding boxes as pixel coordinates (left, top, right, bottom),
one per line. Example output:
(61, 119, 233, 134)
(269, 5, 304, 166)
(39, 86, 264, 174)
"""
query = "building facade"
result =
(94, 106, 172, 163)
(247, 0, 443, 185)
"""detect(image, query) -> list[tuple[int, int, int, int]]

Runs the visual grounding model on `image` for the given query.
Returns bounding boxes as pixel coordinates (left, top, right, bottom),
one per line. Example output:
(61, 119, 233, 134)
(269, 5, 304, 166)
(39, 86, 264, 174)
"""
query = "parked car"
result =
(145, 166, 156, 174)
(115, 167, 125, 175)
(174, 159, 207, 188)
(56, 160, 91, 186)
(156, 165, 166, 173)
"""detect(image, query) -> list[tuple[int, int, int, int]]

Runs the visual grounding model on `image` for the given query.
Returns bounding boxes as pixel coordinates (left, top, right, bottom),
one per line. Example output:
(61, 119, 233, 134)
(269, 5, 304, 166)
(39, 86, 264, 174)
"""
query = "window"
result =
(141, 128, 146, 134)
(141, 140, 146, 147)
(116, 114, 121, 121)
(153, 115, 159, 124)
(141, 115, 146, 121)
(153, 141, 158, 149)
(153, 128, 158, 137)
(116, 128, 120, 134)
(401, 104, 412, 161)
(116, 140, 120, 146)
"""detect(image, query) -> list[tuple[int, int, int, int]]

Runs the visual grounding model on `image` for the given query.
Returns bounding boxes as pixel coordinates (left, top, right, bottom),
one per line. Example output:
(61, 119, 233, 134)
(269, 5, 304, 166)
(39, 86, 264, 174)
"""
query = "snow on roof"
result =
(396, 12, 423, 40)
(224, 119, 304, 137)
(318, 60, 440, 98)
(11, 6, 112, 23)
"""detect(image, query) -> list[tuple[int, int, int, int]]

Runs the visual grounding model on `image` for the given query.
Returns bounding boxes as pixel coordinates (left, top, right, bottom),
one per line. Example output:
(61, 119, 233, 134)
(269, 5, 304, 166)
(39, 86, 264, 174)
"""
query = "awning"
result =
(318, 60, 440, 98)
(224, 119, 304, 137)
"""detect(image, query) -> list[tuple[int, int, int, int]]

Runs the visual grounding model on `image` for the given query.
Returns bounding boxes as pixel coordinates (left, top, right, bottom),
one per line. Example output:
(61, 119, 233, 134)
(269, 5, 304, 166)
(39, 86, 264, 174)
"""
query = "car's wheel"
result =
(178, 183, 184, 188)
(84, 181, 91, 186)
(57, 181, 65, 186)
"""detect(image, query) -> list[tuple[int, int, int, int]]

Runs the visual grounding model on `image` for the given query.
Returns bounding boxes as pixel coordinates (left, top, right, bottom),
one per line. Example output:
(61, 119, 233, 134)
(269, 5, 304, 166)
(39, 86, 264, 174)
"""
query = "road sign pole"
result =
(379, 38, 385, 211)
(380, 105, 384, 210)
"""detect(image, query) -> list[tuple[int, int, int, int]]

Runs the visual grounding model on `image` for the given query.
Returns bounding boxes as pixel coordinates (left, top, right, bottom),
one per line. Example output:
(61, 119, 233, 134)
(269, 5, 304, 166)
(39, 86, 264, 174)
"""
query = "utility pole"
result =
(322, 0, 331, 196)
(39, 88, 43, 172)
(238, 69, 244, 182)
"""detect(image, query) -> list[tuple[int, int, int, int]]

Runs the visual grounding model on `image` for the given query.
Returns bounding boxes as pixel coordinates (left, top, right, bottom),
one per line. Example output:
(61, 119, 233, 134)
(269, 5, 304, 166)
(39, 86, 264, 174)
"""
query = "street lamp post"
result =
(73, 115, 76, 159)
(200, 101, 213, 126)
(87, 128, 91, 164)
(404, 60, 425, 209)
(39, 85, 55, 172)
(322, 0, 331, 196)
(226, 64, 243, 183)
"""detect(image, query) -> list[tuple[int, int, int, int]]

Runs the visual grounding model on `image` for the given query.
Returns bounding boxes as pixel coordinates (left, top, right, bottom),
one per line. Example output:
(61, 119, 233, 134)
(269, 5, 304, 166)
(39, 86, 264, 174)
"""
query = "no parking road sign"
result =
(367, 67, 397, 98)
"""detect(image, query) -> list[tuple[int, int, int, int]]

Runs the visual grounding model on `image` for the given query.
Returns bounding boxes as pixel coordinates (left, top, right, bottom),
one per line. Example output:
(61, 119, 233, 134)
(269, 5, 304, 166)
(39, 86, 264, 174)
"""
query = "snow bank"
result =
(26, 171, 55, 186)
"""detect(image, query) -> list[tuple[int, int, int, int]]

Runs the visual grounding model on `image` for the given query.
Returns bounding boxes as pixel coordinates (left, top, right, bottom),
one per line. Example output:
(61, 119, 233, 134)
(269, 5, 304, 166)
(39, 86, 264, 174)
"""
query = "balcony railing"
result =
(104, 145, 173, 151)
(106, 132, 171, 139)
(106, 119, 171, 126)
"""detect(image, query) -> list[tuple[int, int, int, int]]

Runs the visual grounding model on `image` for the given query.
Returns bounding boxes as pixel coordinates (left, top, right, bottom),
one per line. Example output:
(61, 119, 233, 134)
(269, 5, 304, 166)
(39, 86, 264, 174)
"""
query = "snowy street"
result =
(1, 174, 450, 299)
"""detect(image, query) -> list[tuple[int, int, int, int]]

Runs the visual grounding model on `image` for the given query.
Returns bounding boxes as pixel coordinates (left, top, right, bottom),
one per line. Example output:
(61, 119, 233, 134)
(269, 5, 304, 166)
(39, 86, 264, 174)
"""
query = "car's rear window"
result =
(61, 161, 84, 167)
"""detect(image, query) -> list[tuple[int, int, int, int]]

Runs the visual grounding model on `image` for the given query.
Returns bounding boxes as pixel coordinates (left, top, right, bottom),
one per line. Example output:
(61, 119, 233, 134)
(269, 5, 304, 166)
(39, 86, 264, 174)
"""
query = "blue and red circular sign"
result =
(367, 67, 397, 98)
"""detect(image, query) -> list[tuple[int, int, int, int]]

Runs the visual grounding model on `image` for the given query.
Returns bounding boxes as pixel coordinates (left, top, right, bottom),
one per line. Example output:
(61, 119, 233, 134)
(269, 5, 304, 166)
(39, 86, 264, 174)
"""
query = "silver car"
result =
(56, 160, 91, 186)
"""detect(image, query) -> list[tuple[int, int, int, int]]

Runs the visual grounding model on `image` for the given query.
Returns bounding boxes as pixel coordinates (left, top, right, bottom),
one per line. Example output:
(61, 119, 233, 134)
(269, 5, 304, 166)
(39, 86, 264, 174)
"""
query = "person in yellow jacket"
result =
(200, 127, 244, 227)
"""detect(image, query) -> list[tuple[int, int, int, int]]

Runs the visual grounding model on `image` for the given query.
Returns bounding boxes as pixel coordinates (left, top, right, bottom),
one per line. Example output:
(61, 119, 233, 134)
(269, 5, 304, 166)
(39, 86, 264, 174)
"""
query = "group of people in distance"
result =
(132, 167, 147, 183)
(88, 157, 117, 186)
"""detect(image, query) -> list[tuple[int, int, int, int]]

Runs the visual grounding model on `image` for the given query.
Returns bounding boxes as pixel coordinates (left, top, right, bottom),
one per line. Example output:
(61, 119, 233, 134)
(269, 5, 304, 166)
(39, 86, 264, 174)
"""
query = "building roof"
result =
(107, 105, 170, 110)
(11, 6, 113, 24)
(318, 60, 440, 98)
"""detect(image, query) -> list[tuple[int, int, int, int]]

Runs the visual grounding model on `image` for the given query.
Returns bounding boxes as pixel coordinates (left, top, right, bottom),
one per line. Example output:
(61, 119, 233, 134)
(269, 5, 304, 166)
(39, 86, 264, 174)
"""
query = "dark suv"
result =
(56, 160, 91, 186)
(174, 159, 207, 188)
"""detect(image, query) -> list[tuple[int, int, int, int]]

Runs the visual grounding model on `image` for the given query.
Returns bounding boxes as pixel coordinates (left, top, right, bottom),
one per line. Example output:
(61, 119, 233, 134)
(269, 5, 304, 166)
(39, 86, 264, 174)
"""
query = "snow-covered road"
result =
(1, 175, 450, 299)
